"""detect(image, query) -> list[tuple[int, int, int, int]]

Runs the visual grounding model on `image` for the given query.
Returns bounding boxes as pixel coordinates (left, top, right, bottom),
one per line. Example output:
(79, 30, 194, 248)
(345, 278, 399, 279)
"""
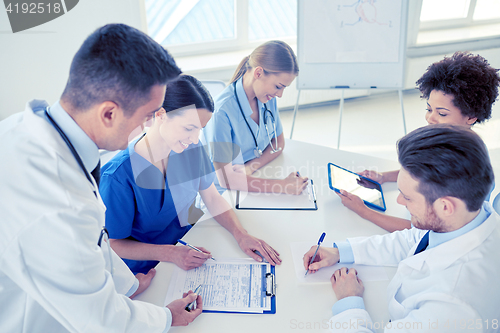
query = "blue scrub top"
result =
(100, 136, 215, 274)
(202, 77, 283, 164)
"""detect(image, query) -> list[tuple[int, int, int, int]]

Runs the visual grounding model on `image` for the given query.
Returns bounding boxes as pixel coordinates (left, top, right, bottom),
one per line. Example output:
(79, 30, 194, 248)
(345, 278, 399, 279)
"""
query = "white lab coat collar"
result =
(44, 100, 100, 173)
(25, 99, 101, 196)
(403, 202, 497, 272)
(23, 99, 137, 296)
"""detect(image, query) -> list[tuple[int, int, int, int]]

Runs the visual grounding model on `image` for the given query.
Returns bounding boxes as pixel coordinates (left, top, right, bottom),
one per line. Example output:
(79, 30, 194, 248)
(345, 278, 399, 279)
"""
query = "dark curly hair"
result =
(416, 52, 500, 124)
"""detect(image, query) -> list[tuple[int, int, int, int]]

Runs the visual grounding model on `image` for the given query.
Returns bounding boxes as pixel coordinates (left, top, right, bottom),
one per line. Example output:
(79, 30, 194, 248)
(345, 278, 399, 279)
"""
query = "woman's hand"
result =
(168, 245, 212, 270)
(280, 172, 309, 195)
(336, 189, 369, 216)
(235, 232, 282, 265)
(358, 170, 385, 183)
(129, 268, 156, 299)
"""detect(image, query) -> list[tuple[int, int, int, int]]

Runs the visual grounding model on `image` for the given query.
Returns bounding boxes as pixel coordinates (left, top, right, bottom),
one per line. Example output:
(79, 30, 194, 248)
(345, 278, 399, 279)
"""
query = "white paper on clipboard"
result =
(236, 179, 317, 210)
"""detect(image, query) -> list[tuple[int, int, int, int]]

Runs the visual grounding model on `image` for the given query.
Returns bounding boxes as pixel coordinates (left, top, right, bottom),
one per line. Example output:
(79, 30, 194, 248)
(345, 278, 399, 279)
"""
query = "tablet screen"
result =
(328, 163, 386, 211)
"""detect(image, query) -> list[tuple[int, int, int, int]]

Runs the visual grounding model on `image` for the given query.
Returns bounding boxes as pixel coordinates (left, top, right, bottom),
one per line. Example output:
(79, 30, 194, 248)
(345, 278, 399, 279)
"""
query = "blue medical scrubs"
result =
(100, 136, 215, 274)
(202, 77, 283, 192)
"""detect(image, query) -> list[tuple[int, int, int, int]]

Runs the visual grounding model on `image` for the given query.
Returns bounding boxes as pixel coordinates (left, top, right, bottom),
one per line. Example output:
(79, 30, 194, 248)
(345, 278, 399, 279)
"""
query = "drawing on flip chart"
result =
(339, 0, 392, 27)
(303, 0, 402, 63)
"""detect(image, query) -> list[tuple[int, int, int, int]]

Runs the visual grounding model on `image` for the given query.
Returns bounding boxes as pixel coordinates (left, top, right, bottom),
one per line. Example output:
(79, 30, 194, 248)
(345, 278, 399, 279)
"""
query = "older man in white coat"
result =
(304, 124, 499, 332)
(0, 24, 202, 332)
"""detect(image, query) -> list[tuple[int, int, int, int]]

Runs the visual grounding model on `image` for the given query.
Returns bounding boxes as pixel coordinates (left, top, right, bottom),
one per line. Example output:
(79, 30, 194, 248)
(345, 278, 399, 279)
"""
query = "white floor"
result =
(279, 89, 500, 200)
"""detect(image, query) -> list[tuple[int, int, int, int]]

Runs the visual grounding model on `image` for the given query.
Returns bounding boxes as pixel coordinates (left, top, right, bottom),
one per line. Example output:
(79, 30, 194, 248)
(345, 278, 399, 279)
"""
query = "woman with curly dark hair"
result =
(417, 51, 499, 126)
(336, 52, 500, 232)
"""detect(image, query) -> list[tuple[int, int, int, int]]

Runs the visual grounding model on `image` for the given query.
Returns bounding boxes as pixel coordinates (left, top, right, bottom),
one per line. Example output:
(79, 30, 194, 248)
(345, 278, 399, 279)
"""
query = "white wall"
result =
(0, 0, 146, 120)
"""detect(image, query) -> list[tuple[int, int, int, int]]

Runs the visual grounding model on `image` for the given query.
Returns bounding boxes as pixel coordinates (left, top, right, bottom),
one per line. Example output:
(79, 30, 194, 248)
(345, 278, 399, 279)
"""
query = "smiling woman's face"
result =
(424, 90, 477, 127)
(252, 70, 296, 104)
(158, 108, 212, 153)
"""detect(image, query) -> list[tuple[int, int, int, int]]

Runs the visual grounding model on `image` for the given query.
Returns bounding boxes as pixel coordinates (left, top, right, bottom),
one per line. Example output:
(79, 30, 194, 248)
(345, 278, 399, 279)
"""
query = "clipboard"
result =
(235, 179, 317, 210)
(164, 259, 276, 314)
(203, 265, 276, 314)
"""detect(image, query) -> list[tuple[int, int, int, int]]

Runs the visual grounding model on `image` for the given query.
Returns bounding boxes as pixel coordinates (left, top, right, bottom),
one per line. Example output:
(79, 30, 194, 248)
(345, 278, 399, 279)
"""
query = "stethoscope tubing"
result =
(232, 82, 279, 156)
(45, 108, 114, 275)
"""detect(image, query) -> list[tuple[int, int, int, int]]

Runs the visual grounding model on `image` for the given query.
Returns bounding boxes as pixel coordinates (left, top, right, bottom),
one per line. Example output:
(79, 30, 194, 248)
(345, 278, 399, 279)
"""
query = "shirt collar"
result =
(428, 201, 491, 249)
(129, 135, 152, 180)
(235, 77, 266, 117)
(128, 134, 182, 181)
(47, 101, 99, 173)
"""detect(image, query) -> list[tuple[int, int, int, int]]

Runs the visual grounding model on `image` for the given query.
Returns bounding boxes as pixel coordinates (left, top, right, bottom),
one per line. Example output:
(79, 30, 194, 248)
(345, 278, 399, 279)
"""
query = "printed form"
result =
(165, 258, 272, 313)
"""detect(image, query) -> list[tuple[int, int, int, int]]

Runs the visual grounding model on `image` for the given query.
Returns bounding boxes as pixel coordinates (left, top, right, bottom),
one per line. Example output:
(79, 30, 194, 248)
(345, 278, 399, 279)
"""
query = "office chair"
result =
(492, 192, 500, 215)
(200, 80, 226, 100)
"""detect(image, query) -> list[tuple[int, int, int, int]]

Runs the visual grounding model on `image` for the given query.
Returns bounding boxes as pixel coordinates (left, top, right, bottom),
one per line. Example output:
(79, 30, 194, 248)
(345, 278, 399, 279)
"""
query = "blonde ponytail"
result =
(229, 40, 298, 85)
(230, 56, 250, 84)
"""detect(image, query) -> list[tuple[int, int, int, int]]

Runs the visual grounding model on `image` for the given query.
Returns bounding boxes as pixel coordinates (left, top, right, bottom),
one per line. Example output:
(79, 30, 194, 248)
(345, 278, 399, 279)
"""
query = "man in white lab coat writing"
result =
(0, 24, 202, 332)
(304, 124, 499, 332)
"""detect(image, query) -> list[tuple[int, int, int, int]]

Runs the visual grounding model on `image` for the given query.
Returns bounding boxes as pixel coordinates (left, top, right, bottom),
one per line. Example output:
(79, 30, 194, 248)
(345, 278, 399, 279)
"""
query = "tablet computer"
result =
(327, 163, 386, 211)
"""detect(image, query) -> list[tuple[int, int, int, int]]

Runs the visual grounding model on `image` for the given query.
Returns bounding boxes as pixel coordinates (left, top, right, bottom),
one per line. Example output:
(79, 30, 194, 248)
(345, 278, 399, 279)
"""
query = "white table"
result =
(136, 139, 408, 332)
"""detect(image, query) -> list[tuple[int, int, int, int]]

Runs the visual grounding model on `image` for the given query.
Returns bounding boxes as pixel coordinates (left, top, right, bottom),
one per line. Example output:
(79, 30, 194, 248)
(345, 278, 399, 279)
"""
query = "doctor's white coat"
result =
(0, 101, 171, 332)
(328, 203, 500, 332)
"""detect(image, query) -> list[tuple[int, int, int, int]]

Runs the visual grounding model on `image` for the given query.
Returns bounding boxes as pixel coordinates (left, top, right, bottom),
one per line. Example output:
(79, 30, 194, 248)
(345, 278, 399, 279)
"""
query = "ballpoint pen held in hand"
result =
(177, 239, 216, 260)
(185, 285, 203, 312)
(305, 232, 326, 276)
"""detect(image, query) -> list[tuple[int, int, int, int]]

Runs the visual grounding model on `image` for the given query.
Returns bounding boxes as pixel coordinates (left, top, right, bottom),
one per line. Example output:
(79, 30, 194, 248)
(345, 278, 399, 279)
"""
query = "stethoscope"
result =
(233, 82, 282, 158)
(45, 107, 114, 276)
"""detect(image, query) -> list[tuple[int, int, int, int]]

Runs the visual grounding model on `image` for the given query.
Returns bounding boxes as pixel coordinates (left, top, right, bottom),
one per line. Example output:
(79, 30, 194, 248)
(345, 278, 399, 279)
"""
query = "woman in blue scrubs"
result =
(100, 75, 281, 274)
(203, 41, 309, 195)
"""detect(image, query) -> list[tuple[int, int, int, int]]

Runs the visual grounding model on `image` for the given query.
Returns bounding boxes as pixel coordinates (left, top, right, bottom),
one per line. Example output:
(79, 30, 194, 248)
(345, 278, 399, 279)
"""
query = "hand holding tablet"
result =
(327, 163, 387, 211)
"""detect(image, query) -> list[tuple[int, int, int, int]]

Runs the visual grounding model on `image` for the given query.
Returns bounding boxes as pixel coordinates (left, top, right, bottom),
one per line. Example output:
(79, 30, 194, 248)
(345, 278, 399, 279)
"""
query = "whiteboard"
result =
(297, 0, 408, 89)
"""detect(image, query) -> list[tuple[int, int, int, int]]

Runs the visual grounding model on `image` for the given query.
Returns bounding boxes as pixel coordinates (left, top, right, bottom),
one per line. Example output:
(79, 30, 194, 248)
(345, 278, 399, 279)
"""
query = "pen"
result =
(177, 239, 216, 260)
(253, 250, 267, 263)
(311, 182, 317, 202)
(305, 232, 326, 276)
(185, 285, 203, 312)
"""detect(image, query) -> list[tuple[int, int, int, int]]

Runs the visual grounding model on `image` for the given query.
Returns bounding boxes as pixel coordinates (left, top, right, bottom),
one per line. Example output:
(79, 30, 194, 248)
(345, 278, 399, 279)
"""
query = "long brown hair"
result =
(229, 40, 298, 84)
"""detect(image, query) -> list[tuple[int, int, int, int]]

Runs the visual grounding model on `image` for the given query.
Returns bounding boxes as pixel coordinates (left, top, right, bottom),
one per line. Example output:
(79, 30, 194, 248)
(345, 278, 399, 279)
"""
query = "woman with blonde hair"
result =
(203, 40, 308, 195)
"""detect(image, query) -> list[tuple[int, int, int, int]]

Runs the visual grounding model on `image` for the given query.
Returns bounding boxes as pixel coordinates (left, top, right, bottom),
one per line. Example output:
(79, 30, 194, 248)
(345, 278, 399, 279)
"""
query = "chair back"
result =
(492, 192, 500, 215)
(200, 80, 226, 100)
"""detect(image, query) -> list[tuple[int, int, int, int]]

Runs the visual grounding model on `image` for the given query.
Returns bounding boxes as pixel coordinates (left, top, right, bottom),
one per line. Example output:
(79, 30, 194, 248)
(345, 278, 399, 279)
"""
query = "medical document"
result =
(165, 258, 273, 313)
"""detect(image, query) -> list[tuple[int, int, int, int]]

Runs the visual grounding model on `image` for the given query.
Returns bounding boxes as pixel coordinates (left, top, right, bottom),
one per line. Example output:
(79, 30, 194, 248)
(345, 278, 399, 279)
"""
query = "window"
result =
(420, 0, 471, 23)
(145, 0, 500, 58)
(419, 0, 500, 30)
(145, 0, 297, 56)
(473, 0, 500, 21)
(248, 0, 297, 41)
(146, 0, 235, 46)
